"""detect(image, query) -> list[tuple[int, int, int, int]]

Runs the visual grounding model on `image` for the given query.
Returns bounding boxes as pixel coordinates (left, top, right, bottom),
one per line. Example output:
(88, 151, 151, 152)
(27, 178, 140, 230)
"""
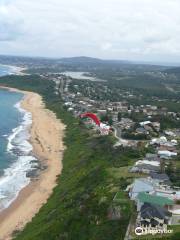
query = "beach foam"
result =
(0, 64, 24, 76)
(0, 101, 37, 211)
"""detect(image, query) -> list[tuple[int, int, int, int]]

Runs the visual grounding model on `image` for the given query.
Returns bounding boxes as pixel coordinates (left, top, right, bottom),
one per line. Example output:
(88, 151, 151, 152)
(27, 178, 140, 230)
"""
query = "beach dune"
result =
(0, 90, 65, 240)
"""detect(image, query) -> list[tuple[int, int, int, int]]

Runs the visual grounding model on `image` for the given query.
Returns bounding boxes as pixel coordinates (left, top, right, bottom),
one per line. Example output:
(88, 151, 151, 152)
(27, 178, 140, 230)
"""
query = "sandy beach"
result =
(0, 88, 65, 240)
(10, 66, 27, 76)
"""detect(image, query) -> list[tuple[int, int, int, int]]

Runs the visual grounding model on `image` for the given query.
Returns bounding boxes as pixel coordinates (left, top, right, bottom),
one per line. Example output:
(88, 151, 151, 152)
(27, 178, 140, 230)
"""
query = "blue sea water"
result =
(0, 90, 23, 172)
(0, 66, 37, 211)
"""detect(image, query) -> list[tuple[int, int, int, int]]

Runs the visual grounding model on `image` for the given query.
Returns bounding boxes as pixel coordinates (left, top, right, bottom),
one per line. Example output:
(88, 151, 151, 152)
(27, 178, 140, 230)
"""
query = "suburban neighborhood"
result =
(42, 71, 180, 237)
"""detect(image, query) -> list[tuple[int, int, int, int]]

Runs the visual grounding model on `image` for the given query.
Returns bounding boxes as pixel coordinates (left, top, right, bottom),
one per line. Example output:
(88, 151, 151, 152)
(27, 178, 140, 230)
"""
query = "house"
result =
(118, 118, 134, 129)
(158, 145, 177, 151)
(145, 153, 160, 162)
(152, 122, 160, 132)
(130, 164, 160, 174)
(144, 125, 154, 132)
(150, 136, 168, 145)
(165, 130, 176, 137)
(155, 189, 180, 201)
(135, 160, 160, 167)
(149, 173, 171, 188)
(169, 204, 180, 215)
(150, 173, 169, 183)
(158, 150, 177, 159)
(97, 109, 107, 116)
(129, 178, 154, 200)
(138, 203, 172, 229)
(136, 127, 149, 135)
(136, 192, 174, 211)
(171, 139, 178, 145)
(140, 121, 151, 127)
(64, 102, 73, 106)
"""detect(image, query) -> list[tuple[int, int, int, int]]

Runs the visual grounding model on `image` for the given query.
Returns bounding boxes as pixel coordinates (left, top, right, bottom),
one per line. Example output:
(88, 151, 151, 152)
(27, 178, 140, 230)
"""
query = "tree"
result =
(118, 112, 122, 121)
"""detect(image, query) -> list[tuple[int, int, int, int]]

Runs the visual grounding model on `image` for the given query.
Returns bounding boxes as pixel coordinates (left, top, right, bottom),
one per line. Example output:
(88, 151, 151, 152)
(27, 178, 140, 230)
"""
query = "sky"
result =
(0, 0, 180, 63)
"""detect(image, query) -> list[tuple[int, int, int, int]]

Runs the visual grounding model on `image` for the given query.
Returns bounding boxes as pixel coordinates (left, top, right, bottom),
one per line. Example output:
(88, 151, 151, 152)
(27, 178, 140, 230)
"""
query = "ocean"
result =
(0, 66, 37, 211)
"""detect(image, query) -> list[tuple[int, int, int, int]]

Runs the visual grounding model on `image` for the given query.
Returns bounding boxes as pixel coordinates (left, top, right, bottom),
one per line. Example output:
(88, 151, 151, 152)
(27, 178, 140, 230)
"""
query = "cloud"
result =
(0, 0, 180, 62)
(101, 43, 112, 51)
(0, 2, 23, 41)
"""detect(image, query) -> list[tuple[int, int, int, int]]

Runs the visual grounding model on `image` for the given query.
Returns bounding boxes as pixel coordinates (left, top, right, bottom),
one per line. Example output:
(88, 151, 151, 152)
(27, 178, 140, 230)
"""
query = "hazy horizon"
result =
(1, 54, 180, 67)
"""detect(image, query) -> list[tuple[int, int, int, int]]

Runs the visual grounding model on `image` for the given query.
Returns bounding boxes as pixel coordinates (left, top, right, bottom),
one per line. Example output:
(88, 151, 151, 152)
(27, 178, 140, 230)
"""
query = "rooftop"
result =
(138, 192, 174, 207)
(150, 173, 169, 181)
(141, 203, 172, 220)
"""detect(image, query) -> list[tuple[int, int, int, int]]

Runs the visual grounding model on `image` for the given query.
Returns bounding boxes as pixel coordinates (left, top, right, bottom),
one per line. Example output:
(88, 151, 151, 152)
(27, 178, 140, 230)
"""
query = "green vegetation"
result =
(0, 75, 139, 240)
(0, 74, 179, 240)
(122, 132, 150, 140)
(166, 160, 180, 187)
(100, 114, 113, 126)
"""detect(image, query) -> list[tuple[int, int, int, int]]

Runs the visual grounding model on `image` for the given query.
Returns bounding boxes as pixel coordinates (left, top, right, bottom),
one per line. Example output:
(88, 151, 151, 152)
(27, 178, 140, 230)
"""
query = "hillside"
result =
(0, 74, 179, 240)
(0, 75, 135, 240)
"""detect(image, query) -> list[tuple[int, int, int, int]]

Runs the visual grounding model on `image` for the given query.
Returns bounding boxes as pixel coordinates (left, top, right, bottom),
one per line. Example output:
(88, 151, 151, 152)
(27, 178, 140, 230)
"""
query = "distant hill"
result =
(0, 55, 171, 75)
(59, 56, 103, 63)
(58, 56, 130, 65)
(0, 55, 130, 68)
(165, 67, 180, 74)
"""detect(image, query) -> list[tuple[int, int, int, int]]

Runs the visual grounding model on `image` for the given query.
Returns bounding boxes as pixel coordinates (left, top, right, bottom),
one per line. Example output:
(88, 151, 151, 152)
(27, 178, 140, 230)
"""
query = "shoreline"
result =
(0, 87, 66, 240)
(0, 64, 27, 76)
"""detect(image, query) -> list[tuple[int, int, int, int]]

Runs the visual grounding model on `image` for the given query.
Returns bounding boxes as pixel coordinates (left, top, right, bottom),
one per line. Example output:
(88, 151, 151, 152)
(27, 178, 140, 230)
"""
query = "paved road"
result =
(113, 125, 129, 147)
(113, 124, 139, 147)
